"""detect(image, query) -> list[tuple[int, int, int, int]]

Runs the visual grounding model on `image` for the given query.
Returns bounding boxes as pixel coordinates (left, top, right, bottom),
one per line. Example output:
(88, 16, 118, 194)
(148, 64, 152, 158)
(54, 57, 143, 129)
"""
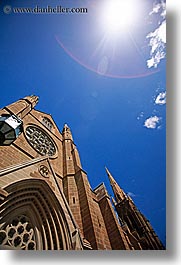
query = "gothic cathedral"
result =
(0, 96, 164, 250)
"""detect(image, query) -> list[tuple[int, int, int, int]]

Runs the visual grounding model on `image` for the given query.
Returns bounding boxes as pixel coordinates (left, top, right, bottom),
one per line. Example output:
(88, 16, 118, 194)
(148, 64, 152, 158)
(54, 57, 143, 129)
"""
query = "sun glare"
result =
(101, 0, 140, 35)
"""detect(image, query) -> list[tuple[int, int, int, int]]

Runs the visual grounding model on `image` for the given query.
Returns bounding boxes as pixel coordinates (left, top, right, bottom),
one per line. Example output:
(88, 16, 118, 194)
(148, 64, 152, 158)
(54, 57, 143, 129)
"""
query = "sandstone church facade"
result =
(0, 96, 164, 250)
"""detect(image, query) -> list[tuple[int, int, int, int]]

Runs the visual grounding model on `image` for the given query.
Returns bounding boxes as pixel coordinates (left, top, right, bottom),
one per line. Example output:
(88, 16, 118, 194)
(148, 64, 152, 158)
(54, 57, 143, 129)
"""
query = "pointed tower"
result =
(105, 167, 127, 202)
(62, 124, 73, 141)
(61, 124, 133, 249)
(106, 168, 165, 250)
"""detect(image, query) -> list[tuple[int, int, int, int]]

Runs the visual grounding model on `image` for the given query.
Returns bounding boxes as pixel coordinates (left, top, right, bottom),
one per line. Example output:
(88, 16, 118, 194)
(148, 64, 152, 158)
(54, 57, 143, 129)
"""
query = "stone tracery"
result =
(0, 215, 36, 250)
(25, 126, 56, 156)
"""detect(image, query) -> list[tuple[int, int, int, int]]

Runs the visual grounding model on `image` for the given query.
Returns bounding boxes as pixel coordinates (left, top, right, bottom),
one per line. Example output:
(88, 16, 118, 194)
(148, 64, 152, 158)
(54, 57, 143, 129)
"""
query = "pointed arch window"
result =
(42, 117, 53, 131)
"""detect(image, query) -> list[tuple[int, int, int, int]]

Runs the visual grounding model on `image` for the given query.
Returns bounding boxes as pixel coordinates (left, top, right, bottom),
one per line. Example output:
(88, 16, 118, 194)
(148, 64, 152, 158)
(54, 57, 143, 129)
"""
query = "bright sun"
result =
(101, 0, 140, 35)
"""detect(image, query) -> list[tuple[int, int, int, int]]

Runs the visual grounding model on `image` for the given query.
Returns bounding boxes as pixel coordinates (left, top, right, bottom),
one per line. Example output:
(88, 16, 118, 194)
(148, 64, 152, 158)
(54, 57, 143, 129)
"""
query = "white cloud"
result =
(146, 1, 166, 68)
(149, 0, 166, 19)
(144, 116, 161, 129)
(147, 20, 166, 68)
(155, 91, 166, 105)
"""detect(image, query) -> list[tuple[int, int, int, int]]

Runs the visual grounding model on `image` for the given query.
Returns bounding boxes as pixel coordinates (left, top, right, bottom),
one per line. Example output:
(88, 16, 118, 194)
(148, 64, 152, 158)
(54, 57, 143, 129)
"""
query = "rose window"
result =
(25, 126, 56, 156)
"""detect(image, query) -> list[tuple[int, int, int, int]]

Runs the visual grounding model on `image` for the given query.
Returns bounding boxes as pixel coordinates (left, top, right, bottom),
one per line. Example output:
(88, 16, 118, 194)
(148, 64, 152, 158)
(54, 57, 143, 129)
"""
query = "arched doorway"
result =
(0, 179, 80, 250)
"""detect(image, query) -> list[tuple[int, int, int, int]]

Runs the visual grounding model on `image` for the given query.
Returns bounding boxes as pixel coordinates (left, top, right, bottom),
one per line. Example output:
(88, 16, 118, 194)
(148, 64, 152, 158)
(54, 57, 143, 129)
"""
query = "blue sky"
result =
(0, 0, 166, 246)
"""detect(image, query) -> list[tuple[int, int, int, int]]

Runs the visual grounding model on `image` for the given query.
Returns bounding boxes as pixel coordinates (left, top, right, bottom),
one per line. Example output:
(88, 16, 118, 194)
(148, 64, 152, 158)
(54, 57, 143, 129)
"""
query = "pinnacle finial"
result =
(24, 95, 39, 108)
(63, 123, 71, 132)
(62, 123, 73, 140)
(105, 166, 116, 187)
(105, 166, 110, 175)
(63, 123, 69, 129)
(105, 167, 127, 203)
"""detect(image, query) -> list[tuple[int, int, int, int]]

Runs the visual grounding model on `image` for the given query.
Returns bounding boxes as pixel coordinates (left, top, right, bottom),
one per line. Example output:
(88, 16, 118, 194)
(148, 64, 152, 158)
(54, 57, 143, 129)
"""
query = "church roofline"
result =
(93, 182, 105, 192)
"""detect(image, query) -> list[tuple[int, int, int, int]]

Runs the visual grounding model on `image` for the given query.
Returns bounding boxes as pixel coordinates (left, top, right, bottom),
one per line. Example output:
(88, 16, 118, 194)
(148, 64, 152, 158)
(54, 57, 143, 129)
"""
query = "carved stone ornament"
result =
(0, 215, 36, 250)
(25, 126, 56, 156)
(39, 165, 50, 178)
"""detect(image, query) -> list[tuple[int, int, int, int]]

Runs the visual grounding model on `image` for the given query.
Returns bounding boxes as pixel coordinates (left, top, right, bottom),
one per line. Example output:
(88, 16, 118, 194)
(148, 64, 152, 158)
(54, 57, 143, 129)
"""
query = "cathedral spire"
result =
(105, 167, 165, 250)
(105, 167, 127, 203)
